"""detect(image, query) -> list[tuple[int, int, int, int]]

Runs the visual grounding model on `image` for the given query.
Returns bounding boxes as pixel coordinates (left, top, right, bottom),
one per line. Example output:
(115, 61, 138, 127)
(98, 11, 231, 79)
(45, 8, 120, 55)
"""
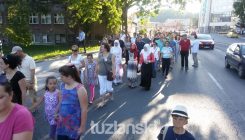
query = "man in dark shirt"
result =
(136, 36, 145, 63)
(136, 36, 145, 53)
(157, 105, 195, 140)
(142, 33, 151, 44)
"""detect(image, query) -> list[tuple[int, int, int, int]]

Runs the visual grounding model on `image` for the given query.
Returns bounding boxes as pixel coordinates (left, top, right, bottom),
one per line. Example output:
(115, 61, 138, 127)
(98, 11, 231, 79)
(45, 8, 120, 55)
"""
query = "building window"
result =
(32, 34, 42, 43)
(42, 34, 53, 43)
(32, 33, 53, 43)
(41, 14, 51, 24)
(55, 34, 66, 43)
(54, 14, 64, 24)
(29, 13, 39, 24)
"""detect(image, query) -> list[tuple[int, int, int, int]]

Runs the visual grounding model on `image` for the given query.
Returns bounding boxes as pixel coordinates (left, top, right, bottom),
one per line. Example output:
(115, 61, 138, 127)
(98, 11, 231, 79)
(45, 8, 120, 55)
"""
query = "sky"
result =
(129, 1, 201, 15)
(183, 1, 201, 14)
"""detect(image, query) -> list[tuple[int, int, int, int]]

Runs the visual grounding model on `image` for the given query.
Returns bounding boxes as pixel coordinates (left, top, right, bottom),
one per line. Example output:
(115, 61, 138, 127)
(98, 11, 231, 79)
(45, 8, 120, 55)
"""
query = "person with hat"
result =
(11, 46, 37, 106)
(157, 105, 195, 140)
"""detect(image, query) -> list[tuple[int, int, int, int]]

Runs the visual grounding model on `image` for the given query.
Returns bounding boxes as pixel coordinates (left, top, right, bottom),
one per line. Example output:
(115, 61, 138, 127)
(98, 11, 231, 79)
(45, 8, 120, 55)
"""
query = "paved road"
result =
(211, 33, 245, 52)
(33, 35, 245, 140)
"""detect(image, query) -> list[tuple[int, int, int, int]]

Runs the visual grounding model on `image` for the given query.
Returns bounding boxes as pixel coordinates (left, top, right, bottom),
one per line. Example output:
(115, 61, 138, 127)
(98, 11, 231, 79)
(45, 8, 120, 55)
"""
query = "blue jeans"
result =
(152, 59, 159, 77)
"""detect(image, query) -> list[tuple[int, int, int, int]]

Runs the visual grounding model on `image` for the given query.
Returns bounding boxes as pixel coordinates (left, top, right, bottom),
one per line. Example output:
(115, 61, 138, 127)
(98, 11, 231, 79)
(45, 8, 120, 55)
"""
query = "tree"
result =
(99, 0, 122, 34)
(4, 1, 31, 46)
(62, 0, 122, 34)
(118, 0, 187, 34)
(233, 0, 245, 28)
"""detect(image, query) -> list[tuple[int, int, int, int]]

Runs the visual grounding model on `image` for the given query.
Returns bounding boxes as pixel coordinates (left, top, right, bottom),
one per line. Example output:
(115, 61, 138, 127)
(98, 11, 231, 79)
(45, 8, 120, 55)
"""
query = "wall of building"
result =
(0, 2, 107, 45)
(198, 0, 236, 33)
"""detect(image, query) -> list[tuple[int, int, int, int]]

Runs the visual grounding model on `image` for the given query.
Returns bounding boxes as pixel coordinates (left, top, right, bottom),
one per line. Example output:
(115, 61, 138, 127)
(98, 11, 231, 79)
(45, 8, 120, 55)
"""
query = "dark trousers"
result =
(162, 58, 171, 76)
(180, 51, 189, 68)
(49, 125, 57, 139)
(78, 40, 86, 53)
(152, 59, 157, 78)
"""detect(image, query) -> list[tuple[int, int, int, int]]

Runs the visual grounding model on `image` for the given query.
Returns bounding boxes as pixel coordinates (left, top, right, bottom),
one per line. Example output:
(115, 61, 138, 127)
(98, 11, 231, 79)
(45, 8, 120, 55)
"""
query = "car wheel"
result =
(211, 47, 214, 50)
(225, 58, 230, 69)
(238, 65, 245, 78)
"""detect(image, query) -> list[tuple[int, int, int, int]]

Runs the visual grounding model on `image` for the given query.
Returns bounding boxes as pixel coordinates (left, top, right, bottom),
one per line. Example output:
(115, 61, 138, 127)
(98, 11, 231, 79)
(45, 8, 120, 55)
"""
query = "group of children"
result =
(28, 53, 96, 140)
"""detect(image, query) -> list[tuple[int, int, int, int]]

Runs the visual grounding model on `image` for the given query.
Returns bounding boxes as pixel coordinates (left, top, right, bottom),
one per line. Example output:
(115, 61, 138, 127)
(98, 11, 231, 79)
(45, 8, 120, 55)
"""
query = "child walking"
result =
(57, 65, 88, 140)
(84, 53, 97, 104)
(29, 76, 61, 140)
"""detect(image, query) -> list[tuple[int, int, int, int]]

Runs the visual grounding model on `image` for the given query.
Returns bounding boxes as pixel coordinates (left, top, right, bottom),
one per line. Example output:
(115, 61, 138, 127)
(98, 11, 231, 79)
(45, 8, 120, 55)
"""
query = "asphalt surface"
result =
(33, 34, 245, 140)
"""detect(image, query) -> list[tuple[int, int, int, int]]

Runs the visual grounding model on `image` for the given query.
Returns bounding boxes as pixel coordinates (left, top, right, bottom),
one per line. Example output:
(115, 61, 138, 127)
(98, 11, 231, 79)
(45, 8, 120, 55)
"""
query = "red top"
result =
(139, 53, 155, 64)
(179, 39, 191, 52)
(0, 104, 34, 140)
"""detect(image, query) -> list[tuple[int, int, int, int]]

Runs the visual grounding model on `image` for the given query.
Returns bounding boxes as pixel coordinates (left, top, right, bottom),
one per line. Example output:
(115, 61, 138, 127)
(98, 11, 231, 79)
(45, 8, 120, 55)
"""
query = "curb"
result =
(35, 50, 100, 63)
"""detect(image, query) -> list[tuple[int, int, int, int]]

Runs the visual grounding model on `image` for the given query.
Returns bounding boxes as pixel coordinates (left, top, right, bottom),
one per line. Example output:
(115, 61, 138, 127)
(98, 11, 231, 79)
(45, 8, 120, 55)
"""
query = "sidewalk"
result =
(35, 51, 99, 92)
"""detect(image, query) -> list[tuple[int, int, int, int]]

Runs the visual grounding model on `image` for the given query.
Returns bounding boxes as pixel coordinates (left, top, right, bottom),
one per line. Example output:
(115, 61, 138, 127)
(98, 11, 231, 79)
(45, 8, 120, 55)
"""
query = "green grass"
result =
(2, 45, 100, 61)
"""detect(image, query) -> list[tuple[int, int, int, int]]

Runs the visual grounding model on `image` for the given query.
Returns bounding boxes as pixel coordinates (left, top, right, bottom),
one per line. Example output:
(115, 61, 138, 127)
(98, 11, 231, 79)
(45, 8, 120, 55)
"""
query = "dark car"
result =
(225, 43, 245, 78)
(197, 34, 215, 49)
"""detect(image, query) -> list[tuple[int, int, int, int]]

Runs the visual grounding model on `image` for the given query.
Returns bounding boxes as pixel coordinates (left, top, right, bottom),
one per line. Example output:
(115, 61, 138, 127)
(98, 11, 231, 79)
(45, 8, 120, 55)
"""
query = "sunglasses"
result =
(72, 49, 78, 52)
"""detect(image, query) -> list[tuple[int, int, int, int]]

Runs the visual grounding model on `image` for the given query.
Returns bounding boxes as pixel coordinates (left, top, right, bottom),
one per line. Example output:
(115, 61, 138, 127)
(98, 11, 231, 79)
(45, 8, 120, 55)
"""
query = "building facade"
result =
(198, 0, 235, 33)
(0, 1, 107, 45)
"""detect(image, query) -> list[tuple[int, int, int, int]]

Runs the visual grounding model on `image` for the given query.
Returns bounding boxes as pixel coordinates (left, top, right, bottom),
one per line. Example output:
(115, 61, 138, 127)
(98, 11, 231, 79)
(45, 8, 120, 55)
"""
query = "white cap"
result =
(11, 46, 23, 54)
(171, 105, 189, 118)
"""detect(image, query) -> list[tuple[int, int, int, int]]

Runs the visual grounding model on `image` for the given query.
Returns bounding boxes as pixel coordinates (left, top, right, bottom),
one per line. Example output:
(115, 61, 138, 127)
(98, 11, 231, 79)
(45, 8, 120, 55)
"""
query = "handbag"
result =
(103, 57, 114, 81)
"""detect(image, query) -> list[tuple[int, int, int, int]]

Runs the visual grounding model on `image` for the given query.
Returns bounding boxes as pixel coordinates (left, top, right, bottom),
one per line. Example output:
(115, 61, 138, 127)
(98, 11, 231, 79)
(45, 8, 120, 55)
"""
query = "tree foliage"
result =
(233, 0, 245, 28)
(4, 1, 31, 46)
(63, 0, 122, 33)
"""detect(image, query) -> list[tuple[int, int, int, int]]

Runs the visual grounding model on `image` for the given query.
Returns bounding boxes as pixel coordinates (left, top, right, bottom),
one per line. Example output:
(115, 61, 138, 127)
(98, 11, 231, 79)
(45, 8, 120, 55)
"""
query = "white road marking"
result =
(83, 102, 127, 137)
(207, 72, 245, 124)
(208, 72, 225, 92)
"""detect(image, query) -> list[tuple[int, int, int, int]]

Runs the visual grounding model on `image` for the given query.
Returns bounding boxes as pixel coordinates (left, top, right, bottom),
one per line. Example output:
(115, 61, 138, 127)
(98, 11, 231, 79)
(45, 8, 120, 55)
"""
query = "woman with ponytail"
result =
(56, 65, 88, 140)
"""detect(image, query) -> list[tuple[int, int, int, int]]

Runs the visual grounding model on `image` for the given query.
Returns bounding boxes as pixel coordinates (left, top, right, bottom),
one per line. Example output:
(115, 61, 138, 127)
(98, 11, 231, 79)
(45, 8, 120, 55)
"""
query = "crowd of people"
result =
(0, 30, 199, 140)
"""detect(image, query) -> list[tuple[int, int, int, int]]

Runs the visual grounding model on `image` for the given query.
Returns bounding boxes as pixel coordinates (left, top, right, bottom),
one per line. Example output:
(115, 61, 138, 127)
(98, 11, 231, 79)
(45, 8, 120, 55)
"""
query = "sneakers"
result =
(192, 64, 198, 68)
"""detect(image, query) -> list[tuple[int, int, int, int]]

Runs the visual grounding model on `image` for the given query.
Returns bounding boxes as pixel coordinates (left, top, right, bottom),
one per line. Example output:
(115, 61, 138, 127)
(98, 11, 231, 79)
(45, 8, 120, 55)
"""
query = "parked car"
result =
(227, 31, 239, 38)
(190, 34, 215, 49)
(225, 43, 245, 78)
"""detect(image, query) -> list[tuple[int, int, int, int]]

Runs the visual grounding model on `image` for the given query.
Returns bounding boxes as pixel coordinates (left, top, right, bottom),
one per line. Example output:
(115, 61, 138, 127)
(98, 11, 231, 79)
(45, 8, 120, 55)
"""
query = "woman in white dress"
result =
(68, 45, 85, 83)
(110, 40, 123, 85)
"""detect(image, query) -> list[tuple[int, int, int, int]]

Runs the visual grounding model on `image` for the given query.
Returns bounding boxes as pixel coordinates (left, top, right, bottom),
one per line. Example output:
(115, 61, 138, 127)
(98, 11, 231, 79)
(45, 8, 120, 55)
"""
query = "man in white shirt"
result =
(191, 35, 200, 67)
(11, 46, 37, 105)
(131, 32, 137, 44)
(120, 32, 126, 43)
(77, 28, 86, 53)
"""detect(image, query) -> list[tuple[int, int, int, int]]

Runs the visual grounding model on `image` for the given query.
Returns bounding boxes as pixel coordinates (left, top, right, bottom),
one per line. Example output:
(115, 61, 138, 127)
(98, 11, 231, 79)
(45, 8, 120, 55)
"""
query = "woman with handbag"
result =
(139, 44, 155, 91)
(96, 43, 115, 105)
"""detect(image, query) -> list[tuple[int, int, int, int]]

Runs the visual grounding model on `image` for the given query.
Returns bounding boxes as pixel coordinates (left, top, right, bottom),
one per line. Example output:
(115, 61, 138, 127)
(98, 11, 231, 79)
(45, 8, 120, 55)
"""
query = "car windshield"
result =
(198, 34, 212, 40)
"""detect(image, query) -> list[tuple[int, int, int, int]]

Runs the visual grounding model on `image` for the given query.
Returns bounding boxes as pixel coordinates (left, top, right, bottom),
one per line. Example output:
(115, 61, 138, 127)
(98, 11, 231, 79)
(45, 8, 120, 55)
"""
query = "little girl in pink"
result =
(29, 76, 61, 140)
(85, 53, 97, 104)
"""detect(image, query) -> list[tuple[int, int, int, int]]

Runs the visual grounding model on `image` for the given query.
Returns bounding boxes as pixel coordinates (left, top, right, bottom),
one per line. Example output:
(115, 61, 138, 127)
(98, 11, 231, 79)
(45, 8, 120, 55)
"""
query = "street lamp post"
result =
(0, 40, 3, 56)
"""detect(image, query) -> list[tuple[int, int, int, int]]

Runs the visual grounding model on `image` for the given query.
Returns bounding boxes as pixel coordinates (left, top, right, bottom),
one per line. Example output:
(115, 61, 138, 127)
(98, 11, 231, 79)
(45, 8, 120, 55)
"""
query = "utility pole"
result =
(0, 40, 3, 56)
